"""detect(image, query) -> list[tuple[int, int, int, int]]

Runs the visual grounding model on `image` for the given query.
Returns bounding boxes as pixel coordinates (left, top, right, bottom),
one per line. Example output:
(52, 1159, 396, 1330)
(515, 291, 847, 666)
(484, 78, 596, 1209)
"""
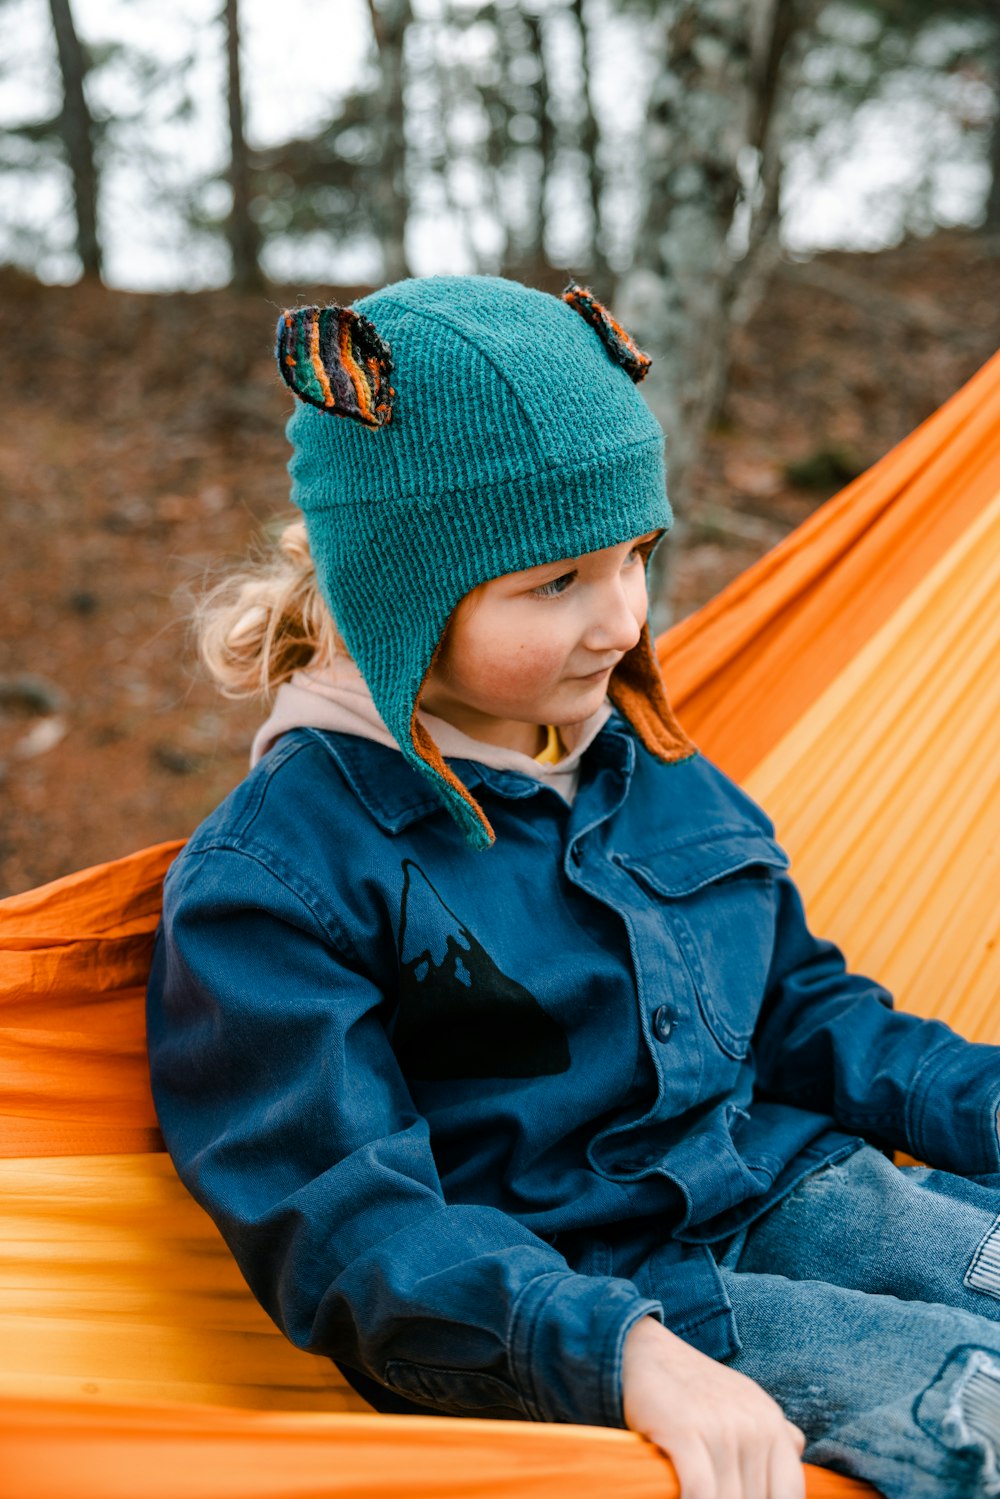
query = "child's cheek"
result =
(488, 641, 567, 699)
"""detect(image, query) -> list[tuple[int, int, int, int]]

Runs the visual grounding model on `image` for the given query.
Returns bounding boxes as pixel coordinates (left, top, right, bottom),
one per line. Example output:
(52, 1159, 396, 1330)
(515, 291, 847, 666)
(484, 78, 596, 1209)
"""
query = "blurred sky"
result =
(0, 0, 992, 290)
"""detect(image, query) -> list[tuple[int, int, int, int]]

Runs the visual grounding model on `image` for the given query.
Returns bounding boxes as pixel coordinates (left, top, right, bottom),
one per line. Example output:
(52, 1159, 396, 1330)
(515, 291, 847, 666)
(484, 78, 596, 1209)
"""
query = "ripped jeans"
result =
(711, 1143, 1000, 1497)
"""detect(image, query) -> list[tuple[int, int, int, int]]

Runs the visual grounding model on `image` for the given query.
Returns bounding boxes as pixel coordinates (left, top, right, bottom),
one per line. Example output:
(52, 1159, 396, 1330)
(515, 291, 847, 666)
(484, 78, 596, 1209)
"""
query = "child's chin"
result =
(553, 679, 610, 719)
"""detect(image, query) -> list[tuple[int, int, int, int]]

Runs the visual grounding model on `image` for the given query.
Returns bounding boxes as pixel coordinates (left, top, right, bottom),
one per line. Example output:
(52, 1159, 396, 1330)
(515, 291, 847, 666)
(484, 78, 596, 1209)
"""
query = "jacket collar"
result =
(295, 716, 635, 836)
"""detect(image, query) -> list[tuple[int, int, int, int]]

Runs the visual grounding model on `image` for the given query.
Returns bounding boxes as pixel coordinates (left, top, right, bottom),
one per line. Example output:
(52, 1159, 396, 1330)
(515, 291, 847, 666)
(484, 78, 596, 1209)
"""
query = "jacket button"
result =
(569, 844, 582, 865)
(652, 1005, 674, 1042)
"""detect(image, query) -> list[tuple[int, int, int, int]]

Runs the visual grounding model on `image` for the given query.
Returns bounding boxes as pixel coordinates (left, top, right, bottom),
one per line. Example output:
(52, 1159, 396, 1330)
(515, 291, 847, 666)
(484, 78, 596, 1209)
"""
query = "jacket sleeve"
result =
(750, 866, 1000, 1177)
(145, 840, 662, 1428)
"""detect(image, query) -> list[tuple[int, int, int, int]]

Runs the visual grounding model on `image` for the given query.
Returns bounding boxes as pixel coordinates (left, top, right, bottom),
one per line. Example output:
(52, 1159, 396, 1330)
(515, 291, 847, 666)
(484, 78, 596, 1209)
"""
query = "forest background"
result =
(1, 0, 998, 896)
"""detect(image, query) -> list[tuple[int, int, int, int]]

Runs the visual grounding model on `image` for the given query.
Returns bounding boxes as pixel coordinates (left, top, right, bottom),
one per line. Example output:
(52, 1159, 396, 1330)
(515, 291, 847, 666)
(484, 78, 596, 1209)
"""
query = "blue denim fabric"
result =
(145, 714, 1000, 1432)
(713, 1143, 1000, 1496)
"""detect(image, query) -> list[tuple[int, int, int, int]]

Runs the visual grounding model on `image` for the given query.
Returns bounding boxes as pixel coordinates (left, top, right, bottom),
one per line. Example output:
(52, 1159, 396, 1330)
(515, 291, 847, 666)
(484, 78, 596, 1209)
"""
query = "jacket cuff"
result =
(906, 1036, 1000, 1175)
(509, 1270, 663, 1428)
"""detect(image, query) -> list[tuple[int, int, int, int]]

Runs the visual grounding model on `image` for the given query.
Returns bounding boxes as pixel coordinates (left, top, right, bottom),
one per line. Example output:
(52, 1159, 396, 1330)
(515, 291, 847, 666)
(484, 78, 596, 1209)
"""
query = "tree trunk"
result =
(485, 3, 518, 273)
(569, 0, 609, 289)
(619, 0, 765, 500)
(367, 0, 413, 283)
(729, 2, 821, 333)
(47, 0, 101, 280)
(425, 9, 479, 271)
(616, 0, 809, 626)
(518, 6, 553, 275)
(223, 0, 263, 291)
(985, 35, 1000, 236)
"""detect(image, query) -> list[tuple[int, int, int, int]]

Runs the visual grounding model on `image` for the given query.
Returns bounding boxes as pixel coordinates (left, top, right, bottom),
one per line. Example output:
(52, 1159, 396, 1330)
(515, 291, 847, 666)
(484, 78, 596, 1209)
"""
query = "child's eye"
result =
(527, 548, 644, 599)
(533, 571, 576, 599)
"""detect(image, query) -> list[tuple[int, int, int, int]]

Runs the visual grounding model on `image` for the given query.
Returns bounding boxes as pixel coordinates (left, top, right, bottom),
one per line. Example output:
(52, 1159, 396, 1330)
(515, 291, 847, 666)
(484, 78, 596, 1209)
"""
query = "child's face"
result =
(420, 531, 657, 755)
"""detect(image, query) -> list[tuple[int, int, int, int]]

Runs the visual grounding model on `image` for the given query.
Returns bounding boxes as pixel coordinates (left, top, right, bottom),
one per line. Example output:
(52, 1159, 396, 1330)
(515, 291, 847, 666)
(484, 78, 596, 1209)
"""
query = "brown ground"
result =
(1, 232, 997, 897)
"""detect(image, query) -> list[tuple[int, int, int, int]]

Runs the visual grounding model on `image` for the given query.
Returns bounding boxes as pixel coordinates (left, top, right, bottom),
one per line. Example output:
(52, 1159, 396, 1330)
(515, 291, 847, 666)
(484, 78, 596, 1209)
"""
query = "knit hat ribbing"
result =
(279, 274, 695, 849)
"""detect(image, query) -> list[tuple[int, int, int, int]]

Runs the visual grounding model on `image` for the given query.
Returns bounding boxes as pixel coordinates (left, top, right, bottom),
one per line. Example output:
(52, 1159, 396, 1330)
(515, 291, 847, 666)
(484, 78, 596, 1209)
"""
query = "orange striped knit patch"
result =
(276, 304, 395, 428)
(562, 281, 652, 384)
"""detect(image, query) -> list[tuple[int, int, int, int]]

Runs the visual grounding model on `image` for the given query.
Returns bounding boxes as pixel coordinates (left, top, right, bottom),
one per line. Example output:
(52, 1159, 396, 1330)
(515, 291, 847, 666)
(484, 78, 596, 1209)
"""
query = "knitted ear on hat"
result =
(276, 304, 395, 428)
(562, 281, 652, 384)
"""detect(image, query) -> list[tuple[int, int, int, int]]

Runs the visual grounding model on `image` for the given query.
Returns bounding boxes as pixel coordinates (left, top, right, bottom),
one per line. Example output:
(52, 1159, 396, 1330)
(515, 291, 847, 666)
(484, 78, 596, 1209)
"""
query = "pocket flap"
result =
(615, 826, 790, 898)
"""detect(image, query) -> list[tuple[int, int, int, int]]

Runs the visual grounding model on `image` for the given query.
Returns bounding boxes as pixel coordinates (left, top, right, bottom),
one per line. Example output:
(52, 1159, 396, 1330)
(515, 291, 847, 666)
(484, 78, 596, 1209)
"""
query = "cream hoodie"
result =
(250, 654, 614, 806)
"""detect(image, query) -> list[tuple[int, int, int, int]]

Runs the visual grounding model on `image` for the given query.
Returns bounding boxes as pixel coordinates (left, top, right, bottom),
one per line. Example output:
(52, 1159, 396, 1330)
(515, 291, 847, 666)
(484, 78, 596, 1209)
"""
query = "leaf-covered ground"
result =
(1, 232, 997, 896)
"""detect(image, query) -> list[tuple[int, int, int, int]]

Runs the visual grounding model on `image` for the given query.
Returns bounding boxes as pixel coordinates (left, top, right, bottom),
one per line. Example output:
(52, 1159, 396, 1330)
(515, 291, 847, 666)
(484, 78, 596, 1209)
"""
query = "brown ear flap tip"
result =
(276, 303, 394, 428)
(608, 627, 697, 764)
(562, 280, 652, 384)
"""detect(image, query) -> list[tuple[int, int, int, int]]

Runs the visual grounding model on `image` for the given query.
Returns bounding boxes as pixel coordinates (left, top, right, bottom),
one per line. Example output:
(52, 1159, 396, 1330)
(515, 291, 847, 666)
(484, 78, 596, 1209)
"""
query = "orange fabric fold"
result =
(0, 1394, 874, 1499)
(0, 841, 182, 1157)
(660, 348, 1000, 782)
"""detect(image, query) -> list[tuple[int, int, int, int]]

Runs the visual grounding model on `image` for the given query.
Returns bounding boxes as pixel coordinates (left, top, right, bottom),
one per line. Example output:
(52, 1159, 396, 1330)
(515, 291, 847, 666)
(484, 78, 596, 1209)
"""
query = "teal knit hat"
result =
(277, 274, 695, 849)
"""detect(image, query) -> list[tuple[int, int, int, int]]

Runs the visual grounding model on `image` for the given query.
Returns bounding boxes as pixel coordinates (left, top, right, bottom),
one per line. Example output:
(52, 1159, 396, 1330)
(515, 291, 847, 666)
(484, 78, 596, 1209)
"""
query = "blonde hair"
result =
(196, 517, 344, 699)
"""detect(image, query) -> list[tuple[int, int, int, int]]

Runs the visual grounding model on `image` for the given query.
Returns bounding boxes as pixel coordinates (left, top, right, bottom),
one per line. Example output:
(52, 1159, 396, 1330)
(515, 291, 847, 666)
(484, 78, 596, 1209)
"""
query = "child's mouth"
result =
(570, 662, 618, 682)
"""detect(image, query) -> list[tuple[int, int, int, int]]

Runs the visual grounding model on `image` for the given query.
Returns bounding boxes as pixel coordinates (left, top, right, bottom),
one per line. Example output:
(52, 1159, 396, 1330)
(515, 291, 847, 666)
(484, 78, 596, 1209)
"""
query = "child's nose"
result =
(584, 581, 644, 654)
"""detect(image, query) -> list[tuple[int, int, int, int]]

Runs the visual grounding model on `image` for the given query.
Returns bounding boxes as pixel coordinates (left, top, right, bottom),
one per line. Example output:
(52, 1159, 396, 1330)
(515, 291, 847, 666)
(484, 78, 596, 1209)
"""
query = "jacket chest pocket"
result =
(615, 828, 790, 1060)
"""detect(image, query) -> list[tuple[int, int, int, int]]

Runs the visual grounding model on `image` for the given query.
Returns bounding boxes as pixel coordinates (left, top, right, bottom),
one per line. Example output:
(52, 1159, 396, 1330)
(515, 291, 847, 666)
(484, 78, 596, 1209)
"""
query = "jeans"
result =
(710, 1143, 1000, 1497)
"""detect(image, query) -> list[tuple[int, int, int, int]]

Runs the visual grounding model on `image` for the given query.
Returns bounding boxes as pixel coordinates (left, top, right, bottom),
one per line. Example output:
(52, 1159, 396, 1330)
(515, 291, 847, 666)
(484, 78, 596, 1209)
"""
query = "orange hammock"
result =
(2, 350, 999, 1498)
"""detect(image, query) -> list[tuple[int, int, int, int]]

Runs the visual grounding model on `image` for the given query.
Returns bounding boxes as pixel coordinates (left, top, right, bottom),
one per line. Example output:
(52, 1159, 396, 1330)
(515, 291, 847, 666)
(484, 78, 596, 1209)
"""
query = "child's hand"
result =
(622, 1315, 806, 1499)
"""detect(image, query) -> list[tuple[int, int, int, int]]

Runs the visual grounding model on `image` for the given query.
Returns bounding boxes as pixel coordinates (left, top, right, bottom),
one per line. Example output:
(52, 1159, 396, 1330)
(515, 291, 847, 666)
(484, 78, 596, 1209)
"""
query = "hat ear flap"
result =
(562, 281, 652, 384)
(276, 304, 395, 428)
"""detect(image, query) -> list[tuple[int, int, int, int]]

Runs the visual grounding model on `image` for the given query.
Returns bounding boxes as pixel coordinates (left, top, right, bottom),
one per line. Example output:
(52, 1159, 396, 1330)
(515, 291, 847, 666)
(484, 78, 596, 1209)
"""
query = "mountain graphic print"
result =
(392, 859, 571, 1080)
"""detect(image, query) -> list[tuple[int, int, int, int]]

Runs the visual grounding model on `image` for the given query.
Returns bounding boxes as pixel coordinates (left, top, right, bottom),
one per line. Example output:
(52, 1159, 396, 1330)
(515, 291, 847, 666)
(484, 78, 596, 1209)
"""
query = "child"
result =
(147, 275, 1000, 1499)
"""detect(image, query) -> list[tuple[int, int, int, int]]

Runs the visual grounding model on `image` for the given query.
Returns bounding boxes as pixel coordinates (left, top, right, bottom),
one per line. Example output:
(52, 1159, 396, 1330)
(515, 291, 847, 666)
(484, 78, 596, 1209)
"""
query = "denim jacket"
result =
(146, 715, 1000, 1428)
